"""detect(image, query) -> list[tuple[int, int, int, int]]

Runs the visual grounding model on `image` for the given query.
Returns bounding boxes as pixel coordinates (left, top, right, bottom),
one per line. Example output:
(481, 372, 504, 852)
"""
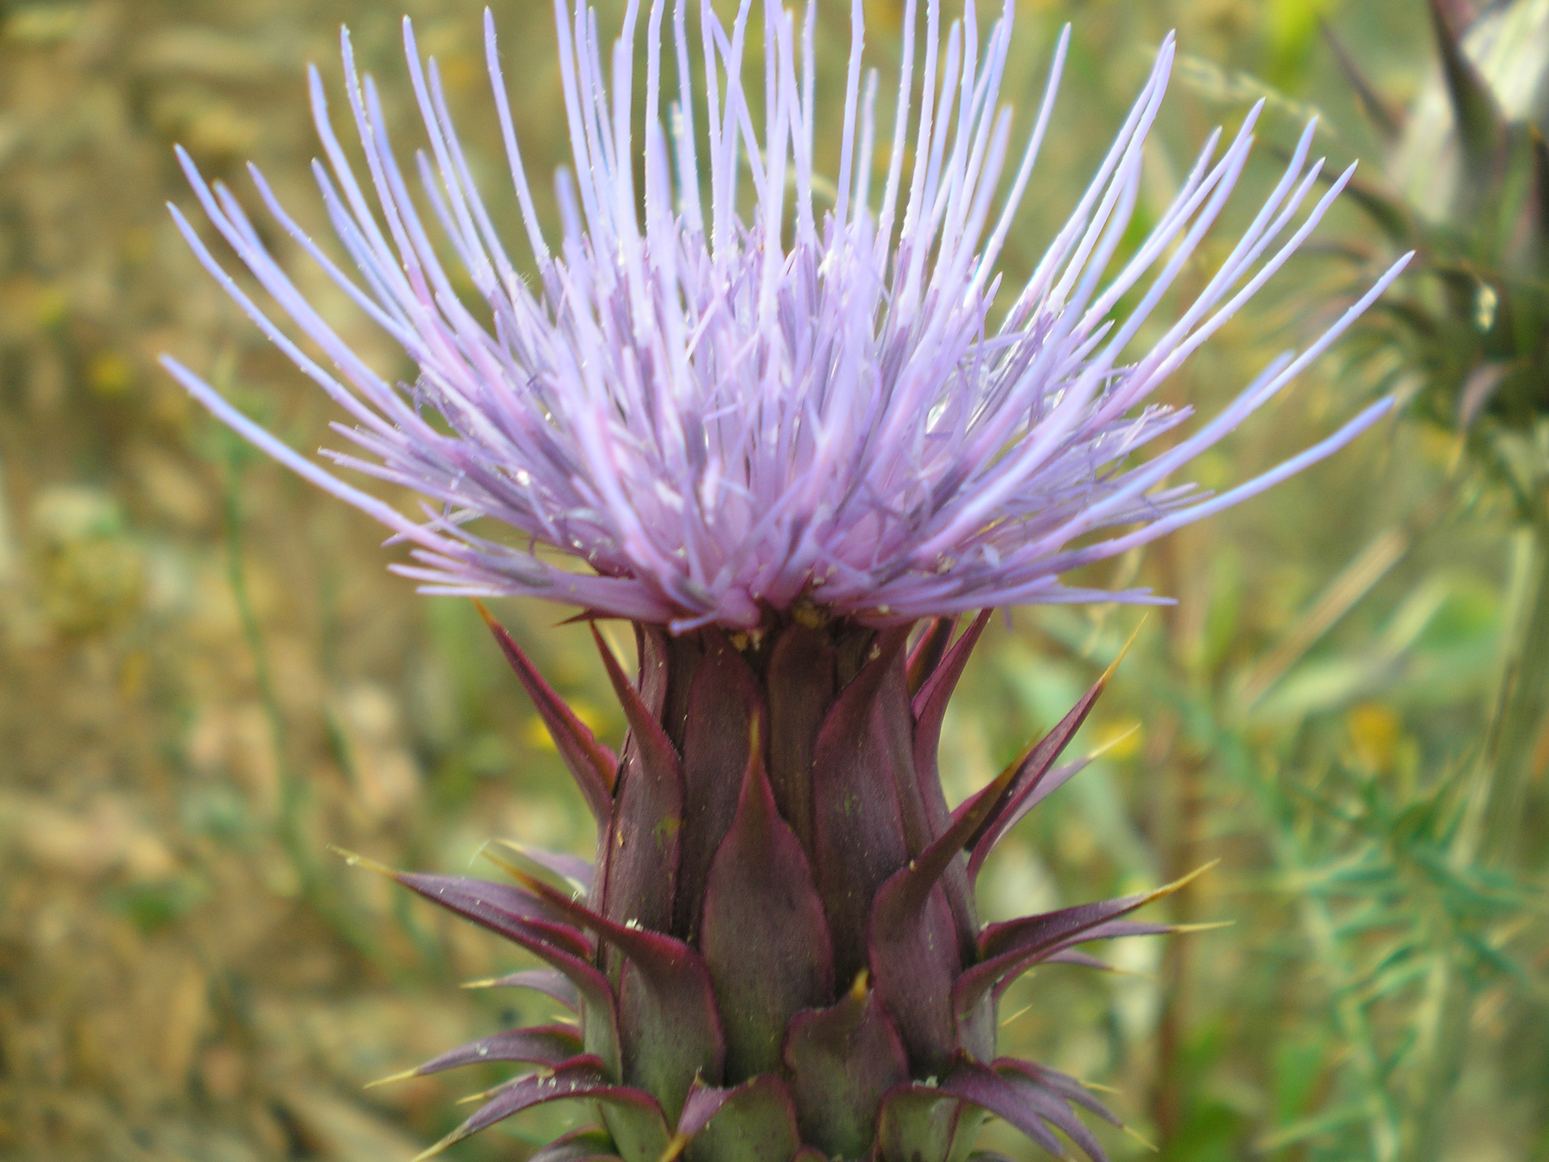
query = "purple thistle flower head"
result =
(164, 0, 1407, 633)
(160, 8, 1417, 1155)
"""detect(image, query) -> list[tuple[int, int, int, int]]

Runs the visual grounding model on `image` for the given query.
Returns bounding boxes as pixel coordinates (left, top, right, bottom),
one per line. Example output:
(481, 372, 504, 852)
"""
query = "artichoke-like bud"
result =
(1333, 0, 1548, 462)
(389, 609, 1181, 1161)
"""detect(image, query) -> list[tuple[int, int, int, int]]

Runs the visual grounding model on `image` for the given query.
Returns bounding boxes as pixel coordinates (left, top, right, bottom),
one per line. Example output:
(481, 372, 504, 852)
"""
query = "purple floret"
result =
(164, 0, 1409, 632)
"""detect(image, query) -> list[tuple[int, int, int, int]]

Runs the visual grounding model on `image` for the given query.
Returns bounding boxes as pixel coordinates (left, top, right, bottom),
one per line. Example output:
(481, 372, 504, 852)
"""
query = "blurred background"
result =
(1, 0, 1545, 1158)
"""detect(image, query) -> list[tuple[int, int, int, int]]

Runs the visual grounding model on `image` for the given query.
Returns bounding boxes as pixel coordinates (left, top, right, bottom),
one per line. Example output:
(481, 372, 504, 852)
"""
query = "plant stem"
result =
(1475, 512, 1549, 866)
(1275, 826, 1402, 1162)
(1398, 492, 1549, 1160)
(219, 439, 383, 964)
(221, 447, 313, 891)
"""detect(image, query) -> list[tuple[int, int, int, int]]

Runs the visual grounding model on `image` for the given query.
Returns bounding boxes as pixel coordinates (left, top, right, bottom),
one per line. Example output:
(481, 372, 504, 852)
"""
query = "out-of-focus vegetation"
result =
(0, 0, 1543, 1159)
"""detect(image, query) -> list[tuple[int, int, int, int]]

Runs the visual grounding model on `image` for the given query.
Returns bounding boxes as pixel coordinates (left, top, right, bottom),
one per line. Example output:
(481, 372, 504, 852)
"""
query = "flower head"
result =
(163, 6, 1415, 1156)
(164, 0, 1406, 633)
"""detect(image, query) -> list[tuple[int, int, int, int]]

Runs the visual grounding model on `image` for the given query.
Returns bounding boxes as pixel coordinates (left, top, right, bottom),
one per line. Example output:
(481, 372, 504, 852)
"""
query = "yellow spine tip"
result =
(410, 1127, 464, 1162)
(848, 968, 871, 1001)
(325, 844, 399, 879)
(363, 1066, 421, 1090)
(1122, 1123, 1161, 1152)
(1173, 919, 1235, 934)
(1099, 613, 1152, 684)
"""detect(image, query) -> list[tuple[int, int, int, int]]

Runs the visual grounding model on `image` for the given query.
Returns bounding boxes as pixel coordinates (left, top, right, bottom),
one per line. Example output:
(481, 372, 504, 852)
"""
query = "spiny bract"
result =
(383, 608, 1189, 1160)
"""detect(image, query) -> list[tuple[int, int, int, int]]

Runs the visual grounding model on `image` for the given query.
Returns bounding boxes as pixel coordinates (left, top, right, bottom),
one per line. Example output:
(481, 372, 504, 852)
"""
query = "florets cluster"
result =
(165, 0, 1405, 633)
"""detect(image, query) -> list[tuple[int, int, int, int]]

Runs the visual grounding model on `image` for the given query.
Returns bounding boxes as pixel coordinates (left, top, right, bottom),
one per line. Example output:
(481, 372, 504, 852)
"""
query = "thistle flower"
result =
(164, 1, 1407, 1158)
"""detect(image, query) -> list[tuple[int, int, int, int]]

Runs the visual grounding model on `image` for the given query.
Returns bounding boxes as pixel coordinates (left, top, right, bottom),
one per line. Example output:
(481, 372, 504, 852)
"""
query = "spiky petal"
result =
(164, 0, 1407, 633)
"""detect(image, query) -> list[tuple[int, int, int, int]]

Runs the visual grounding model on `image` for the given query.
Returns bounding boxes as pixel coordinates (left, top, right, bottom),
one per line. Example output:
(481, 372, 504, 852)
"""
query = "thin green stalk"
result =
(1274, 824, 1402, 1162)
(220, 446, 315, 892)
(1392, 509, 1549, 1159)
(219, 439, 384, 965)
(1396, 950, 1473, 1162)
(1476, 512, 1549, 866)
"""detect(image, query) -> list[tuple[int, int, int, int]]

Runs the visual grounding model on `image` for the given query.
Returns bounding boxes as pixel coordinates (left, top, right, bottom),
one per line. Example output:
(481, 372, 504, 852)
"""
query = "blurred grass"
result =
(0, 0, 1544, 1159)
